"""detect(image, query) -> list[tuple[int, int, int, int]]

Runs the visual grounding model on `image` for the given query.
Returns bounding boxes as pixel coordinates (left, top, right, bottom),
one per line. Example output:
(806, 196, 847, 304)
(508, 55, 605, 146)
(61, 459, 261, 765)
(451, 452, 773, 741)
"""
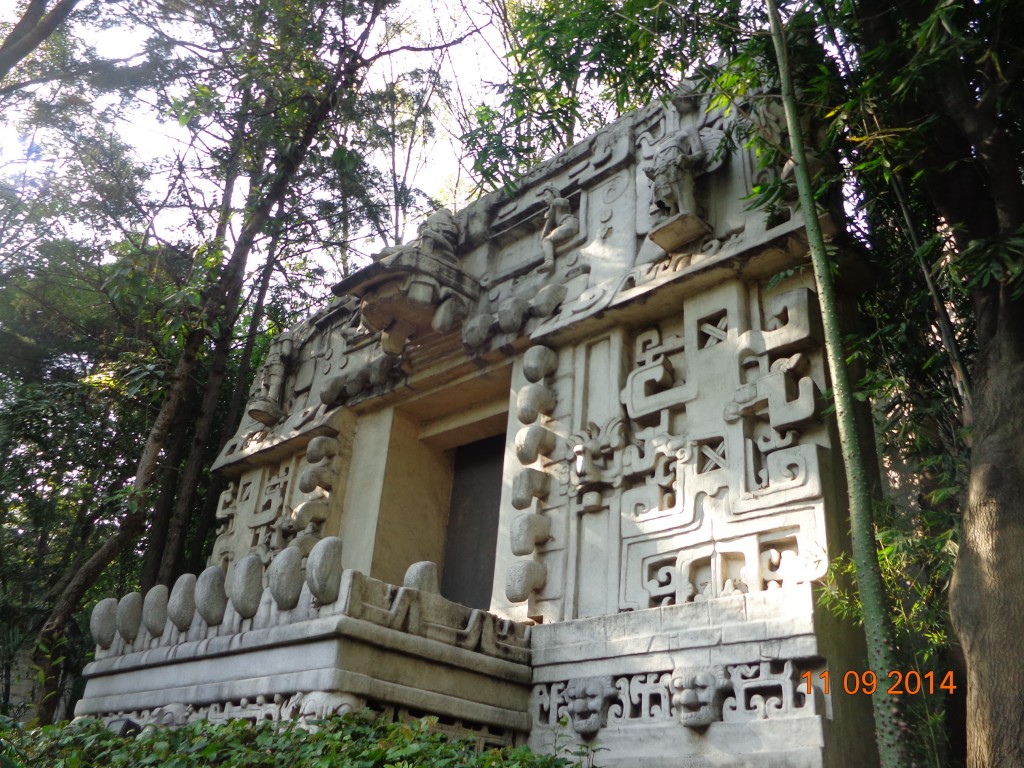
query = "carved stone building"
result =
(75, 86, 878, 766)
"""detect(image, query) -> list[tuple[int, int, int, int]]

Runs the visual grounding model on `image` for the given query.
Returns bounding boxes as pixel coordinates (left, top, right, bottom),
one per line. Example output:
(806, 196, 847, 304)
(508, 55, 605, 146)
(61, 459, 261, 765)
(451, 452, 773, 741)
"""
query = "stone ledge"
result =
(75, 666, 532, 732)
(84, 613, 531, 684)
(530, 584, 816, 667)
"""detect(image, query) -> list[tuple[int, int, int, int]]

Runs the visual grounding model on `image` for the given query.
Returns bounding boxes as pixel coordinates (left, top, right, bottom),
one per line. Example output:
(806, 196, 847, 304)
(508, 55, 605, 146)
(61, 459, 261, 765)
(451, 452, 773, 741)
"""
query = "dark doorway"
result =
(440, 433, 505, 609)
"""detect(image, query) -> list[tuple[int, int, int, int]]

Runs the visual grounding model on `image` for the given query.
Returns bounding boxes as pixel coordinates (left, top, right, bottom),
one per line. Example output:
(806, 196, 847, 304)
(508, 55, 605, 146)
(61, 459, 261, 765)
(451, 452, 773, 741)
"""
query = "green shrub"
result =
(0, 713, 576, 768)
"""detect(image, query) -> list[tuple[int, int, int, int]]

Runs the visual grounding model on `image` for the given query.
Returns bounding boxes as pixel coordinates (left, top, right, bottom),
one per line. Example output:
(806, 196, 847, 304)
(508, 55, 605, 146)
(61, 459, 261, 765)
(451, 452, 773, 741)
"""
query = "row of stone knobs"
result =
(506, 345, 559, 603)
(90, 536, 344, 650)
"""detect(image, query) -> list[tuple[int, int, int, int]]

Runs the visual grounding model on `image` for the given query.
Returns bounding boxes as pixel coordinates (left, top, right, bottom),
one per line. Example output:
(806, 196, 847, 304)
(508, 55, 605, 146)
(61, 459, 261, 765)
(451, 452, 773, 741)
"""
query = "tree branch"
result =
(0, 52, 149, 98)
(364, 25, 484, 66)
(0, 0, 85, 83)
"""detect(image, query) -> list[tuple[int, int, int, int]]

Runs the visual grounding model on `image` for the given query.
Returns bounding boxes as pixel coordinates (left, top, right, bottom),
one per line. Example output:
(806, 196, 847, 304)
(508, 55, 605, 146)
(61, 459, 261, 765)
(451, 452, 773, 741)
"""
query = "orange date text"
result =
(800, 669, 956, 695)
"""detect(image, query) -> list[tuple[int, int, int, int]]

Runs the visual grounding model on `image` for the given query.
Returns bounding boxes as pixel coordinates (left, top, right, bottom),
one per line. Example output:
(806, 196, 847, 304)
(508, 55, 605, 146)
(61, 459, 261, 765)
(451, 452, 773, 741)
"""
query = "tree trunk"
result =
(30, 326, 204, 722)
(140, 385, 196, 592)
(0, 0, 81, 82)
(849, 0, 1024, 761)
(949, 286, 1024, 767)
(31, 506, 148, 723)
(155, 329, 234, 585)
(184, 227, 282, 574)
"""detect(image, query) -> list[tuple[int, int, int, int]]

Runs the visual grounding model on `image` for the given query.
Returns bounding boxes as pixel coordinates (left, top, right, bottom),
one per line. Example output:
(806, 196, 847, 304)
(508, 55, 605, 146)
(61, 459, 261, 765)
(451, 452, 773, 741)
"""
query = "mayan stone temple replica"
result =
(75, 83, 878, 766)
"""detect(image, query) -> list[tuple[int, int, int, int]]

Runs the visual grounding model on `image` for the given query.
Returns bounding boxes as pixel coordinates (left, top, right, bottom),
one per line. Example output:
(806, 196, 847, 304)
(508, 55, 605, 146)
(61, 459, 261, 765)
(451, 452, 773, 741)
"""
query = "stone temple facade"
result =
(75, 84, 878, 766)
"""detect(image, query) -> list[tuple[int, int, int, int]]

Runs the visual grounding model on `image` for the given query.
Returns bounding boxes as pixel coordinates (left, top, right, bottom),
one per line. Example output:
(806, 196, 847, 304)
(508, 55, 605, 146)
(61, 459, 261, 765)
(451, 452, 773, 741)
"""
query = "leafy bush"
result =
(0, 713, 576, 768)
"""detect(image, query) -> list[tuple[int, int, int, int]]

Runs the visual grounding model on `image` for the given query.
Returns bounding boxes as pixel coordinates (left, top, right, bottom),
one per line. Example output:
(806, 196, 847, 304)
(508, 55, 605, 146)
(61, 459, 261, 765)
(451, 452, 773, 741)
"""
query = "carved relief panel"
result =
(505, 273, 832, 620)
(615, 278, 829, 613)
(210, 440, 336, 571)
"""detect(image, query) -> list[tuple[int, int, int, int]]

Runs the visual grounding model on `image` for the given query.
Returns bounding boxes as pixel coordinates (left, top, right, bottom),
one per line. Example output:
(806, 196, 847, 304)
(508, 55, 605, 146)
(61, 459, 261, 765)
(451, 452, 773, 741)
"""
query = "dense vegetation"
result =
(0, 713, 578, 767)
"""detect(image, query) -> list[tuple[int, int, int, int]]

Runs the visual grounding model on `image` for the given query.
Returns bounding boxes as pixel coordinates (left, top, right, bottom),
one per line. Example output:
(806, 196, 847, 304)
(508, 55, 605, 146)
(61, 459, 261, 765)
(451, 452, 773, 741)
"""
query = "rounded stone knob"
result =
(116, 591, 143, 644)
(268, 547, 304, 611)
(516, 384, 556, 424)
(403, 561, 439, 593)
(90, 597, 118, 649)
(195, 566, 228, 626)
(505, 560, 547, 603)
(230, 555, 265, 619)
(306, 536, 344, 604)
(143, 585, 169, 637)
(522, 345, 558, 383)
(515, 424, 558, 464)
(168, 573, 197, 631)
(306, 436, 339, 463)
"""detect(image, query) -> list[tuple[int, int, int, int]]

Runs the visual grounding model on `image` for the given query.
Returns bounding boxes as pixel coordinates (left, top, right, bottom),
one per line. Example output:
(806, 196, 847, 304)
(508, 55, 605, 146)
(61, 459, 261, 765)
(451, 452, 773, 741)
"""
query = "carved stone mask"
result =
(565, 676, 617, 737)
(671, 666, 730, 729)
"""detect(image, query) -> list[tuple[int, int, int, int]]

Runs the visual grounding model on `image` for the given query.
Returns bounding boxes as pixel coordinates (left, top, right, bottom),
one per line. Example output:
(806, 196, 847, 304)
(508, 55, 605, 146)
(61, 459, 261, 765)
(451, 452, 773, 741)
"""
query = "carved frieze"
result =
(722, 659, 815, 722)
(103, 690, 367, 729)
(532, 657, 822, 739)
(507, 278, 834, 617)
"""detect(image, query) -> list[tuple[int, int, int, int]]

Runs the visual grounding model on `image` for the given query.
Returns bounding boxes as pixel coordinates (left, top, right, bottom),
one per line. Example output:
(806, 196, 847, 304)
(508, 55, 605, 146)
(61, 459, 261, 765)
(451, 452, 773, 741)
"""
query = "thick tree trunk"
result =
(155, 331, 233, 585)
(850, 1, 1024, 762)
(185, 233, 281, 573)
(140, 387, 196, 592)
(949, 287, 1024, 768)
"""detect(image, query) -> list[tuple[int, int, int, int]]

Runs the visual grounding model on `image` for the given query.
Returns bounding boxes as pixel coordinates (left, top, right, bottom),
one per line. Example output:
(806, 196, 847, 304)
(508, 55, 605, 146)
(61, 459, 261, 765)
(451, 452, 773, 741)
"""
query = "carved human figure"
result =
(247, 331, 294, 426)
(370, 208, 459, 265)
(538, 184, 579, 274)
(417, 207, 459, 262)
(644, 92, 707, 220)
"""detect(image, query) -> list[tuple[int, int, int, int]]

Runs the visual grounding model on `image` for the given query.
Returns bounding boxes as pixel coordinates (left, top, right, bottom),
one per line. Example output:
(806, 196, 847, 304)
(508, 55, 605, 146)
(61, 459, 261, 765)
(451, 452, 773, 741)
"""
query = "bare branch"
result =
(364, 24, 484, 66)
